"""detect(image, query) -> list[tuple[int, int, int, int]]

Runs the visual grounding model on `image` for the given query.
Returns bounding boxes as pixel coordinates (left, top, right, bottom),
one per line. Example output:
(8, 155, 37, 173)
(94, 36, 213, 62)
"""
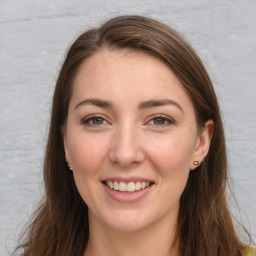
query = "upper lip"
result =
(101, 176, 154, 183)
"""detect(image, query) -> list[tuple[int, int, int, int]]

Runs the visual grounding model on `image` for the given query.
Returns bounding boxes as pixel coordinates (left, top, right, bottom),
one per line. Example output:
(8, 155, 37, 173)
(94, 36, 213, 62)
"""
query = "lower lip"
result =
(103, 183, 154, 203)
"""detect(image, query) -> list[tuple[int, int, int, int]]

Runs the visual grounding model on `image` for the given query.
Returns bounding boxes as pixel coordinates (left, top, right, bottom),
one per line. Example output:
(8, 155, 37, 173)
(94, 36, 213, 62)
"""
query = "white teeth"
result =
(113, 181, 119, 190)
(119, 182, 126, 192)
(107, 181, 114, 189)
(105, 180, 151, 192)
(127, 182, 136, 192)
(135, 181, 141, 190)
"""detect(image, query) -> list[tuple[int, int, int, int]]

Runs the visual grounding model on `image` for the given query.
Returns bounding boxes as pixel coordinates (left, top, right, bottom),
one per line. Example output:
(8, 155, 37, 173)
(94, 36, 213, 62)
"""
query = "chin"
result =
(103, 209, 156, 233)
(107, 220, 149, 233)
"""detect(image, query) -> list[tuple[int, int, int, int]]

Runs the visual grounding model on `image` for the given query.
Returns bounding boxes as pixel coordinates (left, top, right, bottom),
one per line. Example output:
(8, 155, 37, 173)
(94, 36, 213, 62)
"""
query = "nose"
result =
(109, 124, 145, 168)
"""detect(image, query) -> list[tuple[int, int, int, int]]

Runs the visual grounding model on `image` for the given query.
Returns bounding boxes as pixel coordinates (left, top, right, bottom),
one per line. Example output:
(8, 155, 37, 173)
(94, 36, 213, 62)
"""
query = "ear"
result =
(190, 120, 214, 170)
(62, 126, 70, 163)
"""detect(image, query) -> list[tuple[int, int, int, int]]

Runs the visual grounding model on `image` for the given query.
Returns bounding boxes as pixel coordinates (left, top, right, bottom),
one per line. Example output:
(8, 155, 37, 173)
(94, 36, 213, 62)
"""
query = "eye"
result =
(147, 115, 174, 126)
(81, 115, 109, 126)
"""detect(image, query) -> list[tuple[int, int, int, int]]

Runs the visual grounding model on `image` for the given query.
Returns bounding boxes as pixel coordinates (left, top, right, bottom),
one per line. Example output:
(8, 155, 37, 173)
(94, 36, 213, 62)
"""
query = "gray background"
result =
(0, 0, 255, 255)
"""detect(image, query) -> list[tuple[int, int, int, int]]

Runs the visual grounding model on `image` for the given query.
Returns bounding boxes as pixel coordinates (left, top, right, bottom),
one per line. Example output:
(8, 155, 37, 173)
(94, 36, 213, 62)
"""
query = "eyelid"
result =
(81, 114, 111, 126)
(145, 114, 175, 126)
(81, 114, 175, 127)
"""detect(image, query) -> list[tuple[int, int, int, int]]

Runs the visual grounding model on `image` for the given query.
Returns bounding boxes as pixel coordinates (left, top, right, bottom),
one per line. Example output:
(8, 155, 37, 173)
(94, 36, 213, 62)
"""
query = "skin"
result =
(63, 48, 213, 256)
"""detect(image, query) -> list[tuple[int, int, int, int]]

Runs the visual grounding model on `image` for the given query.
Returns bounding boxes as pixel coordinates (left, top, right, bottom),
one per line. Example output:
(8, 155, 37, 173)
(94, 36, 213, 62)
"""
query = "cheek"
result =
(148, 134, 194, 172)
(68, 135, 109, 206)
(67, 133, 108, 176)
(148, 137, 193, 202)
(147, 133, 195, 193)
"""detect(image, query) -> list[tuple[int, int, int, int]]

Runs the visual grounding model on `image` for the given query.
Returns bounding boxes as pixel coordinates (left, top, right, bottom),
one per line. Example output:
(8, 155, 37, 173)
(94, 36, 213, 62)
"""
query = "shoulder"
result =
(242, 247, 256, 256)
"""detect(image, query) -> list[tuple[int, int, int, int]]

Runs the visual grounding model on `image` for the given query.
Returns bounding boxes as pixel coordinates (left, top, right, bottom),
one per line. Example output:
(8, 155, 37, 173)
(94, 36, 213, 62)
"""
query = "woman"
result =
(13, 15, 254, 256)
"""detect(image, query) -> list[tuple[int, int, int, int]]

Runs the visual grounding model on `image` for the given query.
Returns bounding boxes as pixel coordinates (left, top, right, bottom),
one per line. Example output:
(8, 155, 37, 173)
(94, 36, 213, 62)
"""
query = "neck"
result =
(84, 212, 179, 256)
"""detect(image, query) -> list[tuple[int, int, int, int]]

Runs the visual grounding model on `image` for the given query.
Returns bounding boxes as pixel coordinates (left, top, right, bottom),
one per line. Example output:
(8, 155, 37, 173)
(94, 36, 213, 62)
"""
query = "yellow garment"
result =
(243, 247, 256, 256)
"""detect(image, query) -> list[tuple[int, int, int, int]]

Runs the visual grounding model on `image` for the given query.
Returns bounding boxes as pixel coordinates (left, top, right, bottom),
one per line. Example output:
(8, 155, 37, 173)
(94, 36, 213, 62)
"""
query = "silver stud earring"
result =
(67, 162, 73, 171)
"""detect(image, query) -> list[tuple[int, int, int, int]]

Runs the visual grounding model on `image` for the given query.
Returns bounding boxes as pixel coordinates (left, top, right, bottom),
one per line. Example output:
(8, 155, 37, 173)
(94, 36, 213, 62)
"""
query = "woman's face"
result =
(64, 49, 212, 233)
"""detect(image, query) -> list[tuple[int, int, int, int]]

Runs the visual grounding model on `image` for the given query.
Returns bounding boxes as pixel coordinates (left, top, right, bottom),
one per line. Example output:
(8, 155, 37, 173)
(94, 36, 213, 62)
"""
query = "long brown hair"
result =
(13, 15, 251, 256)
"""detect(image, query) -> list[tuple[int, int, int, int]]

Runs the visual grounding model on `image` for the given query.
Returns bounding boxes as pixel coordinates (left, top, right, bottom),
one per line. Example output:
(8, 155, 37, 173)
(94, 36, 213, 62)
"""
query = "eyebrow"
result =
(75, 98, 113, 110)
(138, 99, 184, 112)
(75, 98, 183, 112)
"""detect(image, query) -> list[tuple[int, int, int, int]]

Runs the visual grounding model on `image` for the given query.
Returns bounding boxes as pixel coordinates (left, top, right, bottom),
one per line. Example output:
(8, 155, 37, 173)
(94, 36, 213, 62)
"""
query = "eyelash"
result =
(81, 115, 109, 126)
(146, 115, 174, 126)
(81, 114, 174, 127)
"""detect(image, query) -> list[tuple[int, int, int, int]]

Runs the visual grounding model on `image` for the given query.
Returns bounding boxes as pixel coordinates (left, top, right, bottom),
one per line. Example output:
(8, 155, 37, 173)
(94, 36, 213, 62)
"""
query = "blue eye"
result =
(82, 116, 107, 126)
(148, 116, 173, 126)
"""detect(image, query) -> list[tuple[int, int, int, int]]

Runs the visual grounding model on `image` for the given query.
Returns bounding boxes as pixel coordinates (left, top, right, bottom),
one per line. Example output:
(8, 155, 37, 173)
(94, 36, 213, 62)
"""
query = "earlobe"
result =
(190, 120, 214, 170)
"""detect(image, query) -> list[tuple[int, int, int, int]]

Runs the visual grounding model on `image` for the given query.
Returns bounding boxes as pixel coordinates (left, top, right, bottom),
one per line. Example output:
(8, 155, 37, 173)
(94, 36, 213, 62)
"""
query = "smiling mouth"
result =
(103, 180, 154, 193)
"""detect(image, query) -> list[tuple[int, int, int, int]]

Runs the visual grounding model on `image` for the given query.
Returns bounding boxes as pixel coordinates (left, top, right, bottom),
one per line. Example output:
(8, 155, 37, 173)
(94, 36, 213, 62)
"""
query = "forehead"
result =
(71, 48, 194, 113)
